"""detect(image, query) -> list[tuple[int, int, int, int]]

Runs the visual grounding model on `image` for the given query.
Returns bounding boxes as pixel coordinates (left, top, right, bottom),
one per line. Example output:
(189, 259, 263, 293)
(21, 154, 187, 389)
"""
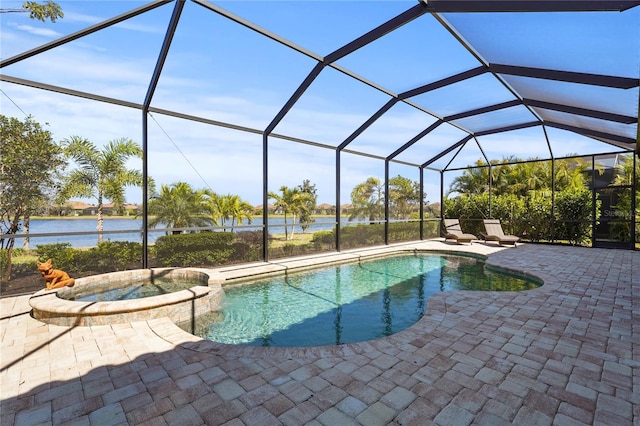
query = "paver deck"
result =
(1, 241, 638, 425)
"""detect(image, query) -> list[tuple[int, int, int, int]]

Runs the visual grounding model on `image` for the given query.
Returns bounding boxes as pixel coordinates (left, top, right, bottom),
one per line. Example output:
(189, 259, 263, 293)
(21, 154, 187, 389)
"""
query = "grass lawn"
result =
(268, 232, 315, 248)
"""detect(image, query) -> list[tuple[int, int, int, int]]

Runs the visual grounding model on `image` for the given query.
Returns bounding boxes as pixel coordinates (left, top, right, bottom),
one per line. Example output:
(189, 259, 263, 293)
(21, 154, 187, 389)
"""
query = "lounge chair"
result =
(443, 219, 477, 244)
(482, 219, 520, 246)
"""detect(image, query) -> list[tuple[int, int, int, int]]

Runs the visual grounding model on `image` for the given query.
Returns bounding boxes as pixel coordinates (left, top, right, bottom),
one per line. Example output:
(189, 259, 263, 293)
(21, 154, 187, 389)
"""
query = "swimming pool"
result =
(178, 253, 541, 347)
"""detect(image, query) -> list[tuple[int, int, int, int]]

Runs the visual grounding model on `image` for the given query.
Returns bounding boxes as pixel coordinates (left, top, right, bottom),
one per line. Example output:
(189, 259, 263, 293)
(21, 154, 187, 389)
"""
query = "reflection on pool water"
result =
(179, 254, 541, 347)
(62, 278, 199, 302)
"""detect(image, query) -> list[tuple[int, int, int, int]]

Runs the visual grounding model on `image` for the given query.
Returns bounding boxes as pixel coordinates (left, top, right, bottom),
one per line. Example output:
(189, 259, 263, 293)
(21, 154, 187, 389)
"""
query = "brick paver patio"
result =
(1, 242, 638, 425)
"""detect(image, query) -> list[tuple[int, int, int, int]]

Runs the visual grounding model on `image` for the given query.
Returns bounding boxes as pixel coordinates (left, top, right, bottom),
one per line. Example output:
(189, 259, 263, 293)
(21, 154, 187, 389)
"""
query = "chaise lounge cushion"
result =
(482, 219, 520, 246)
(443, 219, 477, 244)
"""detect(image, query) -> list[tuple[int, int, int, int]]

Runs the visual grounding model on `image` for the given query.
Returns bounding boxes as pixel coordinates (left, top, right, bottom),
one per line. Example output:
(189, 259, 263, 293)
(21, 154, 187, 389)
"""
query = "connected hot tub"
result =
(29, 268, 224, 326)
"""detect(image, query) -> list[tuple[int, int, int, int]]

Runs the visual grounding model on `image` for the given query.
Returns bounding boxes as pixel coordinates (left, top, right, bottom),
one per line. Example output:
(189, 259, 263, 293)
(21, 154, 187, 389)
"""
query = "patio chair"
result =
(481, 219, 520, 246)
(442, 219, 477, 244)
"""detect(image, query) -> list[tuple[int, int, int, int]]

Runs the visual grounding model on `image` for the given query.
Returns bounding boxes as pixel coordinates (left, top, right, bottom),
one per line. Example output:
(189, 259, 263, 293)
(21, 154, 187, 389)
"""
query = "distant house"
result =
(254, 204, 274, 214)
(340, 204, 353, 215)
(66, 201, 95, 216)
(98, 203, 141, 216)
(81, 205, 99, 216)
(315, 203, 335, 215)
(66, 201, 140, 216)
(121, 204, 141, 216)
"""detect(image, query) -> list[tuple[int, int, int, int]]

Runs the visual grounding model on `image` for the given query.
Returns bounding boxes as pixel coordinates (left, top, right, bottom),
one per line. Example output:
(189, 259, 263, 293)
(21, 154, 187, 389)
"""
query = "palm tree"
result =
(148, 182, 213, 234)
(230, 197, 254, 232)
(609, 154, 639, 241)
(554, 158, 590, 192)
(61, 136, 143, 242)
(448, 160, 491, 195)
(450, 157, 560, 198)
(388, 175, 420, 219)
(612, 154, 638, 187)
(297, 179, 317, 233)
(500, 160, 549, 197)
(213, 194, 254, 232)
(349, 177, 384, 224)
(269, 186, 314, 240)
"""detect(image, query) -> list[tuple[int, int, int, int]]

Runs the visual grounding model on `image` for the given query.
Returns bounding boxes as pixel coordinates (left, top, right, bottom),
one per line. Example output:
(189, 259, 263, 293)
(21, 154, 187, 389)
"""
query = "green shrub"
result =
(36, 243, 79, 272)
(443, 194, 488, 236)
(311, 221, 437, 249)
(388, 222, 420, 243)
(36, 241, 144, 274)
(0, 250, 6, 277)
(444, 190, 604, 245)
(555, 189, 597, 246)
(490, 194, 526, 232)
(92, 241, 143, 271)
(282, 243, 297, 257)
(9, 248, 27, 257)
(340, 224, 384, 249)
(233, 231, 263, 262)
(422, 220, 440, 239)
(311, 230, 334, 249)
(0, 249, 37, 282)
(155, 232, 236, 267)
(1, 248, 32, 282)
(522, 195, 552, 241)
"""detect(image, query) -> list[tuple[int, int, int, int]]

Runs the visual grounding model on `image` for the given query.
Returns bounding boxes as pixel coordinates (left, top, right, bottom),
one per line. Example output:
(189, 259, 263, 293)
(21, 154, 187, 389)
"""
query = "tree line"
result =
(0, 115, 426, 279)
(348, 176, 423, 224)
(444, 155, 638, 245)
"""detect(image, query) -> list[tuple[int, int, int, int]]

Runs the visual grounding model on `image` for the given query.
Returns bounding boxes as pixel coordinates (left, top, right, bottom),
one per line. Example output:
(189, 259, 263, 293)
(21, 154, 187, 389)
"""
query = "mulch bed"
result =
(1, 274, 46, 297)
(1, 271, 100, 297)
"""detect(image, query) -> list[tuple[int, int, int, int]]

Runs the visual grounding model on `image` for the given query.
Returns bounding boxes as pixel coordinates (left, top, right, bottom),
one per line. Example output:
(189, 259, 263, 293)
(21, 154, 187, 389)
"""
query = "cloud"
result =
(8, 1, 618, 209)
(59, 11, 102, 25)
(3, 40, 162, 104)
(63, 11, 165, 34)
(12, 23, 61, 38)
(1, 63, 453, 207)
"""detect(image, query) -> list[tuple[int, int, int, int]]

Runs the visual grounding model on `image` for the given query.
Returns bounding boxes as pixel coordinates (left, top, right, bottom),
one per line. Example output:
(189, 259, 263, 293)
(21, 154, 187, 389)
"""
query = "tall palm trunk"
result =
(97, 194, 104, 243)
(289, 213, 297, 240)
(283, 212, 289, 240)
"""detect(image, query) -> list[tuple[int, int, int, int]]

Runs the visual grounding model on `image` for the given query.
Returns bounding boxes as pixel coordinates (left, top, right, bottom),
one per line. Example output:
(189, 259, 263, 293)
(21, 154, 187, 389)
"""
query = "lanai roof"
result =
(1, 0, 638, 172)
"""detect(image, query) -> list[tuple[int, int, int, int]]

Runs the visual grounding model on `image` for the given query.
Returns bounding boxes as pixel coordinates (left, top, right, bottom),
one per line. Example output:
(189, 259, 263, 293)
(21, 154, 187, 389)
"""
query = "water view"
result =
(6, 217, 348, 249)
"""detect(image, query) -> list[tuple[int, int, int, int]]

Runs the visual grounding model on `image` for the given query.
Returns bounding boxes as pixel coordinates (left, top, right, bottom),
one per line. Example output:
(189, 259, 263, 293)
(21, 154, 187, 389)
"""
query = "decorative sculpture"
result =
(37, 259, 75, 289)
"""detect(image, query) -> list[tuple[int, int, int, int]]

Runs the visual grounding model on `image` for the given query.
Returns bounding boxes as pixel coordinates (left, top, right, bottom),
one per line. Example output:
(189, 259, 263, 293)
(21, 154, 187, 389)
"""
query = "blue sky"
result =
(1, 1, 637, 206)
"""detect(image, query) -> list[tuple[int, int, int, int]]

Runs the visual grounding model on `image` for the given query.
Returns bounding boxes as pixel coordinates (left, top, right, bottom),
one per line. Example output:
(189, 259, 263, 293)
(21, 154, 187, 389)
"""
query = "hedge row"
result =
(310, 221, 440, 250)
(1, 231, 265, 282)
(443, 189, 599, 245)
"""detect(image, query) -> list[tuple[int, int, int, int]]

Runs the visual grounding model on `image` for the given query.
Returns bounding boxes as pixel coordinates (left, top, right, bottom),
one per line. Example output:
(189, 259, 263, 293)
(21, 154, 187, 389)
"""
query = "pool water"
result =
(64, 278, 199, 302)
(179, 254, 541, 347)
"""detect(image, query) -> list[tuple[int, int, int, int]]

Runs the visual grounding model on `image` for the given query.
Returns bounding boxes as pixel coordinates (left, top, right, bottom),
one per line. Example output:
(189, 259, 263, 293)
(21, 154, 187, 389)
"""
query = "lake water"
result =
(4, 217, 349, 249)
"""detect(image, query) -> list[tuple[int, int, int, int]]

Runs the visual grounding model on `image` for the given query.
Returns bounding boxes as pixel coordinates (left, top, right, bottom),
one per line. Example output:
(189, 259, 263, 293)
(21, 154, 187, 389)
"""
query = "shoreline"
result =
(31, 214, 344, 220)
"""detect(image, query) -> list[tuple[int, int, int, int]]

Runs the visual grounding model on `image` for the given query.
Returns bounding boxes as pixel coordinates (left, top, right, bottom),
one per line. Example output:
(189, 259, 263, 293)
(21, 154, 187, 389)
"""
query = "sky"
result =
(1, 1, 637, 207)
